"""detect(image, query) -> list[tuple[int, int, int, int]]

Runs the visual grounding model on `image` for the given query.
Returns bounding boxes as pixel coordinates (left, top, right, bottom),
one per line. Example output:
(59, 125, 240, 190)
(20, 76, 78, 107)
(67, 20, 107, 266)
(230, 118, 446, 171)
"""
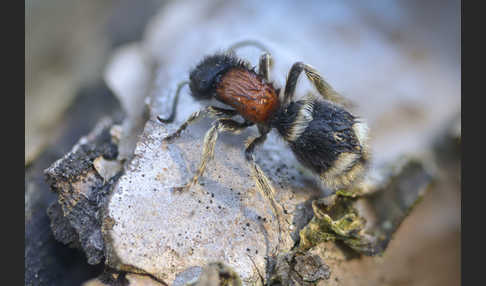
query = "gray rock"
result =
(26, 79, 123, 286)
(270, 250, 330, 285)
(103, 119, 308, 284)
(186, 262, 243, 286)
(100, 0, 460, 284)
(45, 118, 121, 265)
(46, 201, 80, 249)
(43, 0, 459, 285)
(83, 273, 166, 286)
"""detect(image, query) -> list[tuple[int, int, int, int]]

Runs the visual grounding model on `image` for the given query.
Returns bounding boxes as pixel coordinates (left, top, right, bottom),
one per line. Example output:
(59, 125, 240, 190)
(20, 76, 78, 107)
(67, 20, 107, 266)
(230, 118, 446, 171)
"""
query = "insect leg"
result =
(245, 131, 284, 248)
(283, 62, 351, 107)
(258, 52, 273, 82)
(182, 119, 253, 191)
(161, 106, 238, 143)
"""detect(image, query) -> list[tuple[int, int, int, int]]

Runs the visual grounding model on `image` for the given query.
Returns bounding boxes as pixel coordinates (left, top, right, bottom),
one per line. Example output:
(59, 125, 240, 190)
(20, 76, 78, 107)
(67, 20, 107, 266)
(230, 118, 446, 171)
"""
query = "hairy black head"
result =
(189, 53, 251, 100)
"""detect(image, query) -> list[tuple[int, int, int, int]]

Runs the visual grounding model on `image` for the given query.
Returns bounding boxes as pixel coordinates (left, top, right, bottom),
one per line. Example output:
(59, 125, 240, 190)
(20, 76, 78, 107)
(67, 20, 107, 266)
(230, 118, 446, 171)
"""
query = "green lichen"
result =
(334, 189, 358, 198)
(298, 157, 435, 257)
(299, 218, 337, 250)
(298, 194, 370, 252)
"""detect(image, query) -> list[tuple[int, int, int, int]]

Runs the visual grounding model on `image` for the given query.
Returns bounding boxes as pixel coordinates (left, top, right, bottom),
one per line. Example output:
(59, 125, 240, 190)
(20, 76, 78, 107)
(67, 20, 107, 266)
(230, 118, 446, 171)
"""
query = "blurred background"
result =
(25, 1, 460, 285)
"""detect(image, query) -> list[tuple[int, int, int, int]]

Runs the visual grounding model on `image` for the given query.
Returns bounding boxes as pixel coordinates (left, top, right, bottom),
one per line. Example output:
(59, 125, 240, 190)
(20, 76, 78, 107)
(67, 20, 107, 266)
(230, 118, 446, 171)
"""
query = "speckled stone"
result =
(100, 0, 460, 284)
(103, 119, 319, 284)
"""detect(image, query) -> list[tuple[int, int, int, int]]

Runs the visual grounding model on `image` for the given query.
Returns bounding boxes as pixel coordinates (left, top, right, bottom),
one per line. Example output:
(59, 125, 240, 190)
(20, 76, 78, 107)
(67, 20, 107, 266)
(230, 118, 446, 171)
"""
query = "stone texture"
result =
(37, 1, 460, 285)
(270, 250, 330, 285)
(83, 273, 165, 286)
(103, 119, 307, 284)
(100, 1, 460, 285)
(45, 118, 121, 265)
(25, 80, 122, 286)
(187, 262, 243, 286)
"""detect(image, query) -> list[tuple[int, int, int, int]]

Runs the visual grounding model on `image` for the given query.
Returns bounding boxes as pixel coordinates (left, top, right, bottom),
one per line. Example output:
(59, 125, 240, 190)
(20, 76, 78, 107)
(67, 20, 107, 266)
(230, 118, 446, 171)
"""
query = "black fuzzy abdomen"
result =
(273, 100, 362, 175)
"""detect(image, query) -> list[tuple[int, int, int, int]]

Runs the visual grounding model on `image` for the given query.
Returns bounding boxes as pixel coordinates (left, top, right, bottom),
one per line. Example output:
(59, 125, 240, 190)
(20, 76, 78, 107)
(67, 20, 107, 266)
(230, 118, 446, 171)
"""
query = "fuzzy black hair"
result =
(272, 99, 361, 174)
(189, 53, 251, 100)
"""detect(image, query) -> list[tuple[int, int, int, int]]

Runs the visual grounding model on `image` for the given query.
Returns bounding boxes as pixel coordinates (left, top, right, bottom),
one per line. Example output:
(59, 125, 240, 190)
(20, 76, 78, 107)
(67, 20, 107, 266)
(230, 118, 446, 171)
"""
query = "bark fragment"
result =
(45, 118, 122, 265)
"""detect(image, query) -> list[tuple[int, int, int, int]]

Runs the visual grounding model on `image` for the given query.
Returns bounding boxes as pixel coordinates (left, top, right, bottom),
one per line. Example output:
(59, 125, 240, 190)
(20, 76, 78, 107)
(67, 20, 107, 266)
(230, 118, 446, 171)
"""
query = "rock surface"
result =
(270, 250, 331, 285)
(103, 119, 305, 284)
(83, 273, 165, 286)
(45, 118, 121, 265)
(38, 1, 460, 285)
(25, 79, 122, 286)
(187, 262, 243, 286)
(99, 0, 460, 285)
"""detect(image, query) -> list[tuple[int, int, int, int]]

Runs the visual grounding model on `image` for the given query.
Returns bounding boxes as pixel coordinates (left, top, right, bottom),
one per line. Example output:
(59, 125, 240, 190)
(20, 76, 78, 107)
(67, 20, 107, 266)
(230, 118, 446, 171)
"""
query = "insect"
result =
(158, 40, 369, 227)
